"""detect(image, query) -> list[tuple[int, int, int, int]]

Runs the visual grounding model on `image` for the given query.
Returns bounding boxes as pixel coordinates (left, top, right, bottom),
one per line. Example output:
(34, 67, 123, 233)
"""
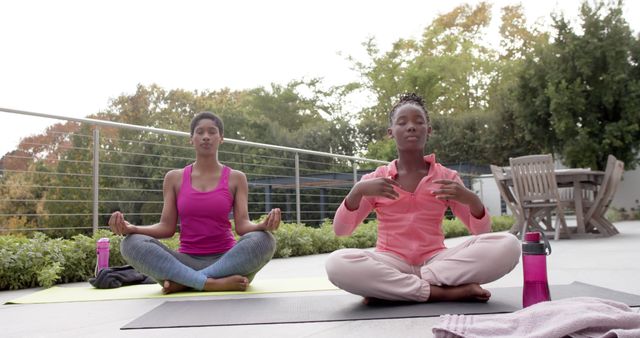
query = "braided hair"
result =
(388, 93, 430, 126)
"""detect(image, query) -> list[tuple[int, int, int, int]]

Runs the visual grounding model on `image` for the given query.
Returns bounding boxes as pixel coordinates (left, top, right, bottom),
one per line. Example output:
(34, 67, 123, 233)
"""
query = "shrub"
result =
(491, 216, 516, 232)
(606, 207, 625, 222)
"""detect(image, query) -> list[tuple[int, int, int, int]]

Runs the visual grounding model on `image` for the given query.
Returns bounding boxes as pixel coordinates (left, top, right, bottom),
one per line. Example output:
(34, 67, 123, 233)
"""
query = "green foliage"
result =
(513, 1, 640, 170)
(605, 207, 640, 222)
(442, 219, 471, 238)
(353, 3, 497, 149)
(351, 3, 550, 165)
(605, 207, 626, 222)
(272, 223, 315, 258)
(440, 215, 514, 238)
(0, 231, 128, 290)
(491, 215, 517, 232)
(271, 221, 378, 258)
(0, 233, 65, 289)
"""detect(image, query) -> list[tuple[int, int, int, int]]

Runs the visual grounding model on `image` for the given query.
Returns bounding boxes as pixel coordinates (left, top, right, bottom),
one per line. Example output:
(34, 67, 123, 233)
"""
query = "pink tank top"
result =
(177, 164, 236, 254)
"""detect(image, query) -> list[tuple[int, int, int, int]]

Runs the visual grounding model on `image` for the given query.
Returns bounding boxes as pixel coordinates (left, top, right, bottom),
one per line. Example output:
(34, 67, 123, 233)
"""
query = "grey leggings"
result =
(120, 231, 276, 290)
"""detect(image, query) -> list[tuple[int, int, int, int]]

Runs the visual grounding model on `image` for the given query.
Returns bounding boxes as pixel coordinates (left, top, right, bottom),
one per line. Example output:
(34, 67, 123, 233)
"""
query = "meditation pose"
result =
(325, 93, 520, 303)
(108, 112, 280, 294)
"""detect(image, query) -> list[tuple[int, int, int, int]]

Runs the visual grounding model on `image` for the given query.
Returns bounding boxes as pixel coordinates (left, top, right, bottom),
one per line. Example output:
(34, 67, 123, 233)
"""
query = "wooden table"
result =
(497, 169, 605, 236)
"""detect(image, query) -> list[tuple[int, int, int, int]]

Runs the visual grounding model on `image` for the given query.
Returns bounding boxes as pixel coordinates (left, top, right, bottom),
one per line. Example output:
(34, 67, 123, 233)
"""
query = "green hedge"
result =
(0, 216, 515, 290)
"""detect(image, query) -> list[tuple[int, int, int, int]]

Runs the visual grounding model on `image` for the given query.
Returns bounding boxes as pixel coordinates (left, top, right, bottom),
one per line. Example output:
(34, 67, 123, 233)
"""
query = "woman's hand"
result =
(108, 211, 135, 235)
(344, 177, 400, 211)
(355, 177, 401, 200)
(432, 179, 478, 205)
(257, 208, 281, 232)
(433, 179, 485, 218)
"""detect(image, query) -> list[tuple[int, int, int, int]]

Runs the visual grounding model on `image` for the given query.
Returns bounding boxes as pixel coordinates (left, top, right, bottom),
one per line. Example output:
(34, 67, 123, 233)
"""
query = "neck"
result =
(193, 155, 221, 172)
(396, 151, 426, 172)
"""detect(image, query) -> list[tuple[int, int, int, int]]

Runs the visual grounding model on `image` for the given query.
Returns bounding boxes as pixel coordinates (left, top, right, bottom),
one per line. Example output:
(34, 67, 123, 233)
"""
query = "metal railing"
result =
(0, 108, 387, 236)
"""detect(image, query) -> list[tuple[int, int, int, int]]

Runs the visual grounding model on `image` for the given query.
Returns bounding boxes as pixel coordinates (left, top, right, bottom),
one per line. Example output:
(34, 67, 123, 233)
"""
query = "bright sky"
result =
(1, 0, 639, 156)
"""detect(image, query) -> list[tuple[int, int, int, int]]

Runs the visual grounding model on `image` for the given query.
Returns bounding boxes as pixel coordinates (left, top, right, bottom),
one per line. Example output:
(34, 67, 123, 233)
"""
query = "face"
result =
(387, 104, 431, 151)
(191, 118, 223, 154)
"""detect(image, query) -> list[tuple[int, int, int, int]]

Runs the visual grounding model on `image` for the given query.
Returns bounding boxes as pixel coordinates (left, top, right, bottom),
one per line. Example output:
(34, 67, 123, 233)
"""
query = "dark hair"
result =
(190, 111, 224, 136)
(389, 93, 430, 126)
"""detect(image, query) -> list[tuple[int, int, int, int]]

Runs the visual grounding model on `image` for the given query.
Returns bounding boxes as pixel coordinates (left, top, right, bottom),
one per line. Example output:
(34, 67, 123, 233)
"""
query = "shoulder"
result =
(165, 169, 183, 182)
(432, 162, 459, 180)
(361, 164, 390, 180)
(229, 169, 248, 188)
(229, 168, 247, 180)
(163, 169, 183, 193)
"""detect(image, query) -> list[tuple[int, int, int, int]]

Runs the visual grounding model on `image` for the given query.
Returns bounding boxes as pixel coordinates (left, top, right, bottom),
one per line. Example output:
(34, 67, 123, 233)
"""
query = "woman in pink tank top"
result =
(108, 112, 281, 294)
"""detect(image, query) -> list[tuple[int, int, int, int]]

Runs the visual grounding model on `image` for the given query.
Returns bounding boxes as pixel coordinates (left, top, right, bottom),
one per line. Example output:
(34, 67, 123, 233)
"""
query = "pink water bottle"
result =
(522, 232, 551, 307)
(95, 238, 110, 276)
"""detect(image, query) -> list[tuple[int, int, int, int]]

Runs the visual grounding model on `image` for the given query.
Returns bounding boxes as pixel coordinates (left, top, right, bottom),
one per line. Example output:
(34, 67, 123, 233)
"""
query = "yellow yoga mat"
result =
(5, 277, 338, 304)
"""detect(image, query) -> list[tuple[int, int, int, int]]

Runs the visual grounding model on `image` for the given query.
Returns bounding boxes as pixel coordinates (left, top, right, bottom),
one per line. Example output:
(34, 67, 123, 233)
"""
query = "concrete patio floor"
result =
(1, 220, 639, 338)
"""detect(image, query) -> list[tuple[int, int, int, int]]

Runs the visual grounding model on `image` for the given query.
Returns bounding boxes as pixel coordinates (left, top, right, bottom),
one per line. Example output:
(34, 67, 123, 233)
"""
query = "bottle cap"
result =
(522, 231, 551, 255)
(524, 232, 540, 242)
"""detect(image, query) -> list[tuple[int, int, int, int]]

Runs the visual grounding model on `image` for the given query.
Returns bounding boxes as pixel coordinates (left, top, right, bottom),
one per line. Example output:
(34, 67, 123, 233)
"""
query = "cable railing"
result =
(0, 108, 388, 237)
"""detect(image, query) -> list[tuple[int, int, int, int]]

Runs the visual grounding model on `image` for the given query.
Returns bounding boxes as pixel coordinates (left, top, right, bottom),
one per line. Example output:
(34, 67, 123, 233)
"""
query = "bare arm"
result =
(108, 170, 179, 238)
(231, 170, 280, 236)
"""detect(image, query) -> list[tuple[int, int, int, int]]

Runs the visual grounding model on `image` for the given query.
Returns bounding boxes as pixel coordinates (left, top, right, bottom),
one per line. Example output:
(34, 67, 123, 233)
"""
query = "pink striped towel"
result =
(432, 297, 640, 338)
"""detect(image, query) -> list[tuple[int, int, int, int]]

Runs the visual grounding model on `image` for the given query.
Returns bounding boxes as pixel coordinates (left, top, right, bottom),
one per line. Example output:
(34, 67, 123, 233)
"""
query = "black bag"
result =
(89, 265, 156, 289)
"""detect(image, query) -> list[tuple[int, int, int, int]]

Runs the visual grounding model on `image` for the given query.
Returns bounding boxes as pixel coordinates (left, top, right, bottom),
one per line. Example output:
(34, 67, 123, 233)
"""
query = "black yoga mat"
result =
(122, 282, 640, 329)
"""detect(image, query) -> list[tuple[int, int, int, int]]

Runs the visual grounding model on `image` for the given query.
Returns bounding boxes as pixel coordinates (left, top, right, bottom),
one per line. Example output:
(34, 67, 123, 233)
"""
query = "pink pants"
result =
(325, 232, 521, 302)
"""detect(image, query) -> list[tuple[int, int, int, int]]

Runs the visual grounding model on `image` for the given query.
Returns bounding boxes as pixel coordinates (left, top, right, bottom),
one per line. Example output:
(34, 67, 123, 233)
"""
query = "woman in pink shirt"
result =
(325, 93, 520, 303)
(108, 112, 281, 294)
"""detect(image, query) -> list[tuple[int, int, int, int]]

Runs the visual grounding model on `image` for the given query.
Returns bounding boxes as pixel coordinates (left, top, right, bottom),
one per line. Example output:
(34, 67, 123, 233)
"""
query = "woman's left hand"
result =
(432, 179, 477, 205)
(258, 208, 281, 231)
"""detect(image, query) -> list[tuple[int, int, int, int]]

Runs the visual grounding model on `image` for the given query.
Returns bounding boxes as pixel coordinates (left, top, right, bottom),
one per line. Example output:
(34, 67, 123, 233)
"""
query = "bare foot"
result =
(162, 280, 189, 294)
(429, 283, 491, 302)
(203, 275, 249, 292)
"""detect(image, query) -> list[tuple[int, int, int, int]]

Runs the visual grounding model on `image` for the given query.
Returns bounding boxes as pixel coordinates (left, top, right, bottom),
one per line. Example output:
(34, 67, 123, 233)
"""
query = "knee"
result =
(494, 233, 522, 268)
(325, 249, 361, 287)
(244, 231, 277, 257)
(120, 233, 151, 258)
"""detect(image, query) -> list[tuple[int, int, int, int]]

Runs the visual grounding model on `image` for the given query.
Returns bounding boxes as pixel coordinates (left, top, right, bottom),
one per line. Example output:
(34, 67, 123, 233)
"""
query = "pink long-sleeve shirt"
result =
(333, 154, 491, 265)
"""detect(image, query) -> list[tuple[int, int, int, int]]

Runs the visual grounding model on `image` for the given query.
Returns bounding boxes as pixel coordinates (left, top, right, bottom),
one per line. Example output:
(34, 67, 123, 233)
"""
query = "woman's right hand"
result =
(355, 177, 400, 200)
(108, 211, 135, 235)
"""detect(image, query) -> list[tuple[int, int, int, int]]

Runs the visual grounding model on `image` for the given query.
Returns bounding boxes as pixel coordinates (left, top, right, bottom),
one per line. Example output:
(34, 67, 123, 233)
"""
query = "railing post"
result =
(92, 127, 100, 234)
(352, 160, 358, 184)
(295, 152, 301, 224)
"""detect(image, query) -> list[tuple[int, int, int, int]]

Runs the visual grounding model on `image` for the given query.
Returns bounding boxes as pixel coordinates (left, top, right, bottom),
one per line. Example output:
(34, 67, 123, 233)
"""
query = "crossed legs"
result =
(120, 231, 276, 293)
(325, 232, 520, 302)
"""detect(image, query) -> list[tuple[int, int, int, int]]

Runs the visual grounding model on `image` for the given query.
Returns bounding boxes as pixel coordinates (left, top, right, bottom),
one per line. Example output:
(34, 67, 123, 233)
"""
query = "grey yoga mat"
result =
(122, 282, 640, 329)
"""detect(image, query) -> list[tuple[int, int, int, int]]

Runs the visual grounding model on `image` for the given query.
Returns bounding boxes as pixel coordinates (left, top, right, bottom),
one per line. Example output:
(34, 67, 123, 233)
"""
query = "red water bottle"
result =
(522, 232, 551, 307)
(95, 237, 110, 276)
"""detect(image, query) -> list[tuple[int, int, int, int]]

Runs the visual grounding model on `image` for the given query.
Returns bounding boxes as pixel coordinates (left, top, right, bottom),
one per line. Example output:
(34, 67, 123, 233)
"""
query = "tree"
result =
(514, 0, 640, 169)
(350, 3, 498, 161)
(484, 5, 550, 165)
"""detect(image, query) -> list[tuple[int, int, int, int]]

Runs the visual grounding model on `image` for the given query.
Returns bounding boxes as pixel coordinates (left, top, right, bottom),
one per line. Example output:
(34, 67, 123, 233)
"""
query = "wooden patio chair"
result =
(490, 165, 524, 234)
(559, 155, 616, 234)
(509, 154, 568, 240)
(583, 156, 624, 236)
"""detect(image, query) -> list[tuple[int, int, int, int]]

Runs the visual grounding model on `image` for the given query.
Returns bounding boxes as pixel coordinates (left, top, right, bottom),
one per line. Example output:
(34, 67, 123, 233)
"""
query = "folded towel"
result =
(432, 297, 640, 338)
(89, 265, 156, 289)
